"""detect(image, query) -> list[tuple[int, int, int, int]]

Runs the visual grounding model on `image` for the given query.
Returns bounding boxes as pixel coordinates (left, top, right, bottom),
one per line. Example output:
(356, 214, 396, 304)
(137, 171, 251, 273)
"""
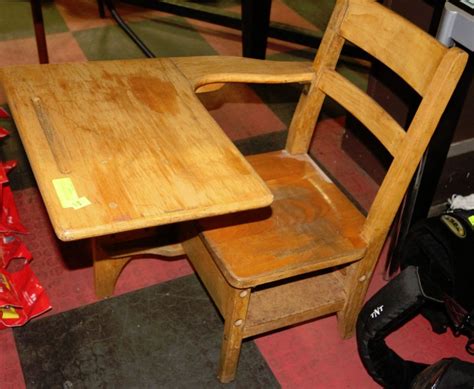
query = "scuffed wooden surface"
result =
(200, 151, 367, 288)
(0, 58, 281, 241)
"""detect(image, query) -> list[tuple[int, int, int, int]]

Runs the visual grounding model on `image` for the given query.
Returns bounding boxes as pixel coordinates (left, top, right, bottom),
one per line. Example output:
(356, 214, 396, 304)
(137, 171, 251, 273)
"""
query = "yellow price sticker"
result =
(71, 196, 92, 210)
(52, 178, 91, 210)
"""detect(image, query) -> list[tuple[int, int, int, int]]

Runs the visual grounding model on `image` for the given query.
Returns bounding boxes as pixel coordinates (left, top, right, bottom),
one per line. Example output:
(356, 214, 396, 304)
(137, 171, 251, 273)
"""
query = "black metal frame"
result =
(102, 0, 156, 57)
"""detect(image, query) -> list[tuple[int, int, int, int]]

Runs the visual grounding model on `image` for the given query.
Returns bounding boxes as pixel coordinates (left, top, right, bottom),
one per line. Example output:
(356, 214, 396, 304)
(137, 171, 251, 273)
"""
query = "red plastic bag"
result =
(0, 107, 9, 119)
(1, 234, 32, 268)
(0, 160, 16, 185)
(0, 127, 9, 139)
(0, 185, 28, 234)
(0, 161, 27, 234)
(0, 135, 52, 327)
(0, 265, 51, 329)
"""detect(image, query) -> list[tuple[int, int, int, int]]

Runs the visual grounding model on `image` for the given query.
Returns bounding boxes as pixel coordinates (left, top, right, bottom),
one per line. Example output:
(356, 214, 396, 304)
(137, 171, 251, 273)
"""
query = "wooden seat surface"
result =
(0, 58, 280, 241)
(199, 150, 367, 288)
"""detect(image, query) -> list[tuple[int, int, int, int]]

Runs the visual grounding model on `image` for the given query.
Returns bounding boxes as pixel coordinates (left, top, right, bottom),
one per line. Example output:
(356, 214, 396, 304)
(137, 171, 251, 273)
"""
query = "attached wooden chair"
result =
(180, 0, 468, 383)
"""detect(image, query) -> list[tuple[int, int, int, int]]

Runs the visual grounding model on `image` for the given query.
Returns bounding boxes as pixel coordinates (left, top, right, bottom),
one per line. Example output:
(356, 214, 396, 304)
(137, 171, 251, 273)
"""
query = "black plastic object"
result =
(356, 266, 474, 388)
(400, 209, 474, 344)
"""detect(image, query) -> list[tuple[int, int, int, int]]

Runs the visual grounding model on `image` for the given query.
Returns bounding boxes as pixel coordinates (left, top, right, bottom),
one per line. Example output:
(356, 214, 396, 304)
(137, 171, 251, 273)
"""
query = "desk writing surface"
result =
(0, 59, 273, 241)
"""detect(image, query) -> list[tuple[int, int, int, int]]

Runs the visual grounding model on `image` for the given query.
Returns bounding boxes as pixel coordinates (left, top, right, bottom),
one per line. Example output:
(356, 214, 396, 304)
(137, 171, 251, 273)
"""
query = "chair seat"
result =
(199, 150, 368, 288)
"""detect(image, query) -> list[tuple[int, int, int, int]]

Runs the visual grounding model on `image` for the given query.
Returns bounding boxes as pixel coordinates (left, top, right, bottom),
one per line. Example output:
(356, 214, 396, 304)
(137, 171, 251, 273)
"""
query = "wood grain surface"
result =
(0, 58, 309, 240)
(199, 151, 367, 288)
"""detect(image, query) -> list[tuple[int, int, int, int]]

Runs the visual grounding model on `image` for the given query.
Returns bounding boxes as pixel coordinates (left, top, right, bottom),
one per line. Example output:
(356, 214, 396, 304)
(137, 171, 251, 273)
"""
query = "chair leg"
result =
(92, 238, 131, 298)
(218, 288, 251, 383)
(337, 250, 381, 338)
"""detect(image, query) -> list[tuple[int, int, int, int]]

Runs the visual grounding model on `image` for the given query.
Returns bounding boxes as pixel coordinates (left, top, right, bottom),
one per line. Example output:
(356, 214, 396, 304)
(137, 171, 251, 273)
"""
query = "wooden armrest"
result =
(172, 56, 314, 92)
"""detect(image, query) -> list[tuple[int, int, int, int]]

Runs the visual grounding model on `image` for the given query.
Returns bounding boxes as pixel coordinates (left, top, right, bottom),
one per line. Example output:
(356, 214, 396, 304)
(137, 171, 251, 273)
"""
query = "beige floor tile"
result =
(185, 20, 242, 56)
(0, 32, 86, 68)
(270, 0, 320, 31)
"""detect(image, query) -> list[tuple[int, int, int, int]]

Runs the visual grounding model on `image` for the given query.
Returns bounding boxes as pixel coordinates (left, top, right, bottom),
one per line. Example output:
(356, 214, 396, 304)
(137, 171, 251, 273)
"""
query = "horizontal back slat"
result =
(340, 1, 446, 96)
(319, 69, 405, 156)
(362, 47, 468, 240)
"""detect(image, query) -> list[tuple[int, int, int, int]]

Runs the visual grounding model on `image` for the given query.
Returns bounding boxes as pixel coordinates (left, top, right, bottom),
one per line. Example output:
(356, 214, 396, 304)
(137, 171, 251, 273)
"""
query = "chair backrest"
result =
(286, 0, 468, 245)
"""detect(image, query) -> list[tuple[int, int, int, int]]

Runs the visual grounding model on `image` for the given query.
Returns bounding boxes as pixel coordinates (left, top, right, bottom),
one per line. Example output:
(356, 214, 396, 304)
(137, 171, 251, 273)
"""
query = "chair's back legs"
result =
(336, 241, 385, 339)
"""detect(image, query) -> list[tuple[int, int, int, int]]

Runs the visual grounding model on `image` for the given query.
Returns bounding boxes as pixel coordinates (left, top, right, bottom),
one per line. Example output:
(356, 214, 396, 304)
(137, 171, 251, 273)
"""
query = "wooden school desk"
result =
(0, 57, 304, 297)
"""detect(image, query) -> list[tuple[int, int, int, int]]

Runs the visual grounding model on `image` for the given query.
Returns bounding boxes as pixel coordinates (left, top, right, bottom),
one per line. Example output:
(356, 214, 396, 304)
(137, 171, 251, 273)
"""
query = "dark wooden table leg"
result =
(241, 0, 272, 59)
(97, 0, 106, 18)
(30, 0, 49, 64)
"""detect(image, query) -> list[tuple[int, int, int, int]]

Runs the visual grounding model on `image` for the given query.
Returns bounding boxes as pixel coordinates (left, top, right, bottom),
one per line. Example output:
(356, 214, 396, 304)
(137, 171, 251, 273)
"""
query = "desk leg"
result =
(92, 238, 131, 298)
(241, 0, 272, 59)
(91, 234, 186, 298)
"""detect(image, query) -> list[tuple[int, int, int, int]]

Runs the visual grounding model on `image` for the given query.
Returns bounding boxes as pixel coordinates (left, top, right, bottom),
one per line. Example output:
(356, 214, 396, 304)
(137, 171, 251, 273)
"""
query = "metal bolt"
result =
(359, 275, 367, 282)
(234, 319, 243, 327)
(239, 290, 248, 298)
